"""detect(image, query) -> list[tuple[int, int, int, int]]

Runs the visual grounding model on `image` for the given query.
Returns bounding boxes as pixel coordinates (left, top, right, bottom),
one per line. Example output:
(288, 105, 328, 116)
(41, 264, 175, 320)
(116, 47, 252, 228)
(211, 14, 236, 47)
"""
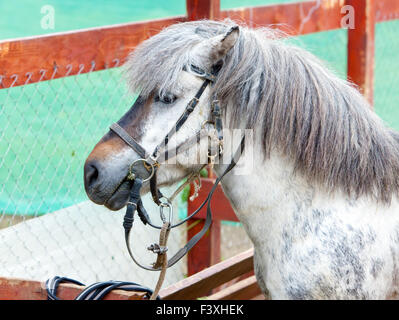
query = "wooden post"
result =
(186, 0, 220, 20)
(185, 0, 222, 276)
(0, 17, 185, 89)
(187, 218, 221, 276)
(347, 0, 376, 106)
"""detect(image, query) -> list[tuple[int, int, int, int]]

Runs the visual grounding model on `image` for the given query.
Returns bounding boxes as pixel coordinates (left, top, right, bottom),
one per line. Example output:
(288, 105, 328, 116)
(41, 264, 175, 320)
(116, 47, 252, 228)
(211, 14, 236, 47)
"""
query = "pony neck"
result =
(212, 130, 308, 241)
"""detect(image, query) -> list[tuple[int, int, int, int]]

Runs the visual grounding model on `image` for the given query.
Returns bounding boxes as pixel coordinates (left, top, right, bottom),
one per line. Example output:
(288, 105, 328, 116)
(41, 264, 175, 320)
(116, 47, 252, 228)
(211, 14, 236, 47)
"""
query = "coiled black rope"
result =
(45, 276, 160, 300)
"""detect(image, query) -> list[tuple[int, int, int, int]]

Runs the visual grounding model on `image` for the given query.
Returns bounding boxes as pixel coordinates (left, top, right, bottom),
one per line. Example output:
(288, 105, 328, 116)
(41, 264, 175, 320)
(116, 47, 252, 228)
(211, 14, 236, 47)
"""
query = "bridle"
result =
(109, 62, 245, 298)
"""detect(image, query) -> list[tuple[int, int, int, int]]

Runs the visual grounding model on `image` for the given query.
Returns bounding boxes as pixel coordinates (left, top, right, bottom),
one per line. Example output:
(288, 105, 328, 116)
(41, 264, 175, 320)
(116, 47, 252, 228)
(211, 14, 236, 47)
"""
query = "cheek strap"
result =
(110, 123, 149, 159)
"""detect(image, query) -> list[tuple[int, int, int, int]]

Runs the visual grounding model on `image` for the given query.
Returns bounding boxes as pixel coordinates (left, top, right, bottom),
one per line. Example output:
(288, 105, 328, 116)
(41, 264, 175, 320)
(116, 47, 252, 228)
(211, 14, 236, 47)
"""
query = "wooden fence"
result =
(1, 0, 399, 278)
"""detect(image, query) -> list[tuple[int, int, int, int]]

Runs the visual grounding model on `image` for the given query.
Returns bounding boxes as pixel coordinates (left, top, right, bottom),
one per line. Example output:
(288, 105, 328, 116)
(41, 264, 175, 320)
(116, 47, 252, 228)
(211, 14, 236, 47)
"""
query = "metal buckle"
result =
(128, 158, 156, 182)
(201, 120, 215, 129)
(211, 99, 220, 113)
(159, 197, 173, 225)
(219, 141, 224, 155)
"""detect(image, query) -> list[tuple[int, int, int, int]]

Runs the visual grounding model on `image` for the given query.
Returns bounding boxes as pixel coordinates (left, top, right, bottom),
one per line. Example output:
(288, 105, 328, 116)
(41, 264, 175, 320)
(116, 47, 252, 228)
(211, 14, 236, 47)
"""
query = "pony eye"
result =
(155, 93, 177, 104)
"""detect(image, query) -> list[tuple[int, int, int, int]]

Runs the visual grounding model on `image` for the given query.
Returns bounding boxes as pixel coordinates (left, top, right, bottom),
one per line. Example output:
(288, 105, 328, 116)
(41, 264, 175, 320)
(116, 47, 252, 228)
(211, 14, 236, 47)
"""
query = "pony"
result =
(84, 20, 399, 299)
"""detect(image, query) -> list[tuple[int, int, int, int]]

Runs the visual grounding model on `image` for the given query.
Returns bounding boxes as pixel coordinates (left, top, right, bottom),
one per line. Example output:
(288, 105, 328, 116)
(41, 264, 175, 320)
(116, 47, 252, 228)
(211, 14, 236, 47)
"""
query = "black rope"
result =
(45, 276, 160, 300)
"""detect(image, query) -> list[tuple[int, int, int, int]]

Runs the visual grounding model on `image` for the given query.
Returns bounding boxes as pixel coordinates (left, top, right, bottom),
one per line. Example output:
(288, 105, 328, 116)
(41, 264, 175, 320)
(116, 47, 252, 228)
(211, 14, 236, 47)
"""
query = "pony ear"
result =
(208, 26, 239, 62)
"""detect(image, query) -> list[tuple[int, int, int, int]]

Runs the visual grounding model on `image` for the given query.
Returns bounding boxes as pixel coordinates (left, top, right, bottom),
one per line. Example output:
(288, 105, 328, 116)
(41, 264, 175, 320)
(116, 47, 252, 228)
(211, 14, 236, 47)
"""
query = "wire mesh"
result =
(0, 66, 188, 288)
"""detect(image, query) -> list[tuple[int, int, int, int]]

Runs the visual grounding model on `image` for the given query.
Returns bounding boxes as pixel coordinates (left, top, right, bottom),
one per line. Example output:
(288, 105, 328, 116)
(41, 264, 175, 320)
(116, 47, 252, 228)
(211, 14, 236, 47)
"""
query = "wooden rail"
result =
(1, 0, 398, 89)
(207, 275, 262, 300)
(0, 249, 258, 300)
(0, 16, 185, 88)
(0, 277, 147, 300)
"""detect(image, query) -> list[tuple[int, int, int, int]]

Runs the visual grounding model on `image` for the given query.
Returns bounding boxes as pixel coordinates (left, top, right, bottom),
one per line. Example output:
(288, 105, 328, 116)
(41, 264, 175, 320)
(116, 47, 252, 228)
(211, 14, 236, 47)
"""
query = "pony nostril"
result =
(84, 161, 100, 191)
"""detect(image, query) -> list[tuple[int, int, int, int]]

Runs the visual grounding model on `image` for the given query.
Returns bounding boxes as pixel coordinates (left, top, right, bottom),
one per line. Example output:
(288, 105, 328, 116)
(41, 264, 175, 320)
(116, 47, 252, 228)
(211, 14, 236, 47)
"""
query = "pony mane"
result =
(124, 20, 399, 203)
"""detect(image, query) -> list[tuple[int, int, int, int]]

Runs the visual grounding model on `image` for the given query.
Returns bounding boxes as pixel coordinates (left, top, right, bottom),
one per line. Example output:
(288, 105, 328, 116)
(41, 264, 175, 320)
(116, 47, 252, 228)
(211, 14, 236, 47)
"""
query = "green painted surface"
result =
(374, 20, 399, 130)
(0, 1, 398, 215)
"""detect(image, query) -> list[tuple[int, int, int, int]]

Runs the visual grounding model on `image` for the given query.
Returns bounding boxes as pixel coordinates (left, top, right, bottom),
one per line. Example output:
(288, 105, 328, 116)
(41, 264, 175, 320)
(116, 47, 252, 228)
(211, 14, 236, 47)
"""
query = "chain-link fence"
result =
(0, 66, 191, 288)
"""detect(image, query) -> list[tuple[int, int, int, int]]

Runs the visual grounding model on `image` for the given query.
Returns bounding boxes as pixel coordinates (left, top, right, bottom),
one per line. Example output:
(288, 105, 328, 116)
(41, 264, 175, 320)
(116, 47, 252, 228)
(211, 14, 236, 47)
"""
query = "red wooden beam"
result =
(376, 0, 399, 22)
(0, 16, 185, 89)
(0, 277, 147, 300)
(1, 0, 398, 90)
(189, 178, 238, 222)
(206, 275, 262, 300)
(186, 0, 220, 20)
(347, 0, 376, 106)
(0, 0, 345, 90)
(160, 248, 254, 300)
(220, 0, 343, 36)
(187, 218, 221, 276)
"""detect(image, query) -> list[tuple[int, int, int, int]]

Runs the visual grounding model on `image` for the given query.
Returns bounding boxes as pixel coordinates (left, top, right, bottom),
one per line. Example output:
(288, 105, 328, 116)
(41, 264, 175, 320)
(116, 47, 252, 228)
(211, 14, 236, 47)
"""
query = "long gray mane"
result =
(124, 20, 399, 203)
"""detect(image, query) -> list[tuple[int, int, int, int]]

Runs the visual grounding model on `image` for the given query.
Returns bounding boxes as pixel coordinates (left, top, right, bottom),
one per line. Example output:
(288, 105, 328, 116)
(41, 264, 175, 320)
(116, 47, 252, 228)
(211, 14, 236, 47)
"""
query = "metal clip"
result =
(211, 100, 221, 116)
(201, 120, 215, 129)
(159, 199, 173, 224)
(189, 174, 202, 202)
(207, 149, 218, 169)
(143, 160, 159, 172)
(147, 243, 168, 254)
(147, 153, 160, 166)
(187, 97, 199, 112)
(127, 172, 136, 181)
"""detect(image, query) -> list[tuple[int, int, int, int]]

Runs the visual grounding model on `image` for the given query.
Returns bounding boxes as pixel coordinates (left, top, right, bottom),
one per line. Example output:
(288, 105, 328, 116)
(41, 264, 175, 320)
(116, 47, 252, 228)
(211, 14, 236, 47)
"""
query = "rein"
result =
(109, 63, 245, 299)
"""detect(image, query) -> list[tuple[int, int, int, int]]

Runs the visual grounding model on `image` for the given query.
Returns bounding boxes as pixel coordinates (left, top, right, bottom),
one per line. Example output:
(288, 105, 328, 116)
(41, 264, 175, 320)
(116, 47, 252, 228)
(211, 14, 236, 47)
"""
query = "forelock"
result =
(123, 20, 234, 98)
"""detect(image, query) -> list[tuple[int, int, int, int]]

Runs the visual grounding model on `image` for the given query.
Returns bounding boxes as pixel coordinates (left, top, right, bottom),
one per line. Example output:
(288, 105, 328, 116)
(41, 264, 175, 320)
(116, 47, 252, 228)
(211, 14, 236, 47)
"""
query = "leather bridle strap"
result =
(110, 71, 214, 205)
(151, 78, 212, 161)
(110, 68, 214, 166)
(111, 62, 235, 272)
(149, 77, 213, 205)
(149, 221, 170, 300)
(123, 136, 245, 270)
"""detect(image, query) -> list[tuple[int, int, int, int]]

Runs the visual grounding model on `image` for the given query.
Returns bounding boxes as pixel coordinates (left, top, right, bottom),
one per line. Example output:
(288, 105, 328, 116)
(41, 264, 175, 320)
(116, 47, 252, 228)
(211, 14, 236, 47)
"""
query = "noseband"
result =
(109, 63, 245, 278)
